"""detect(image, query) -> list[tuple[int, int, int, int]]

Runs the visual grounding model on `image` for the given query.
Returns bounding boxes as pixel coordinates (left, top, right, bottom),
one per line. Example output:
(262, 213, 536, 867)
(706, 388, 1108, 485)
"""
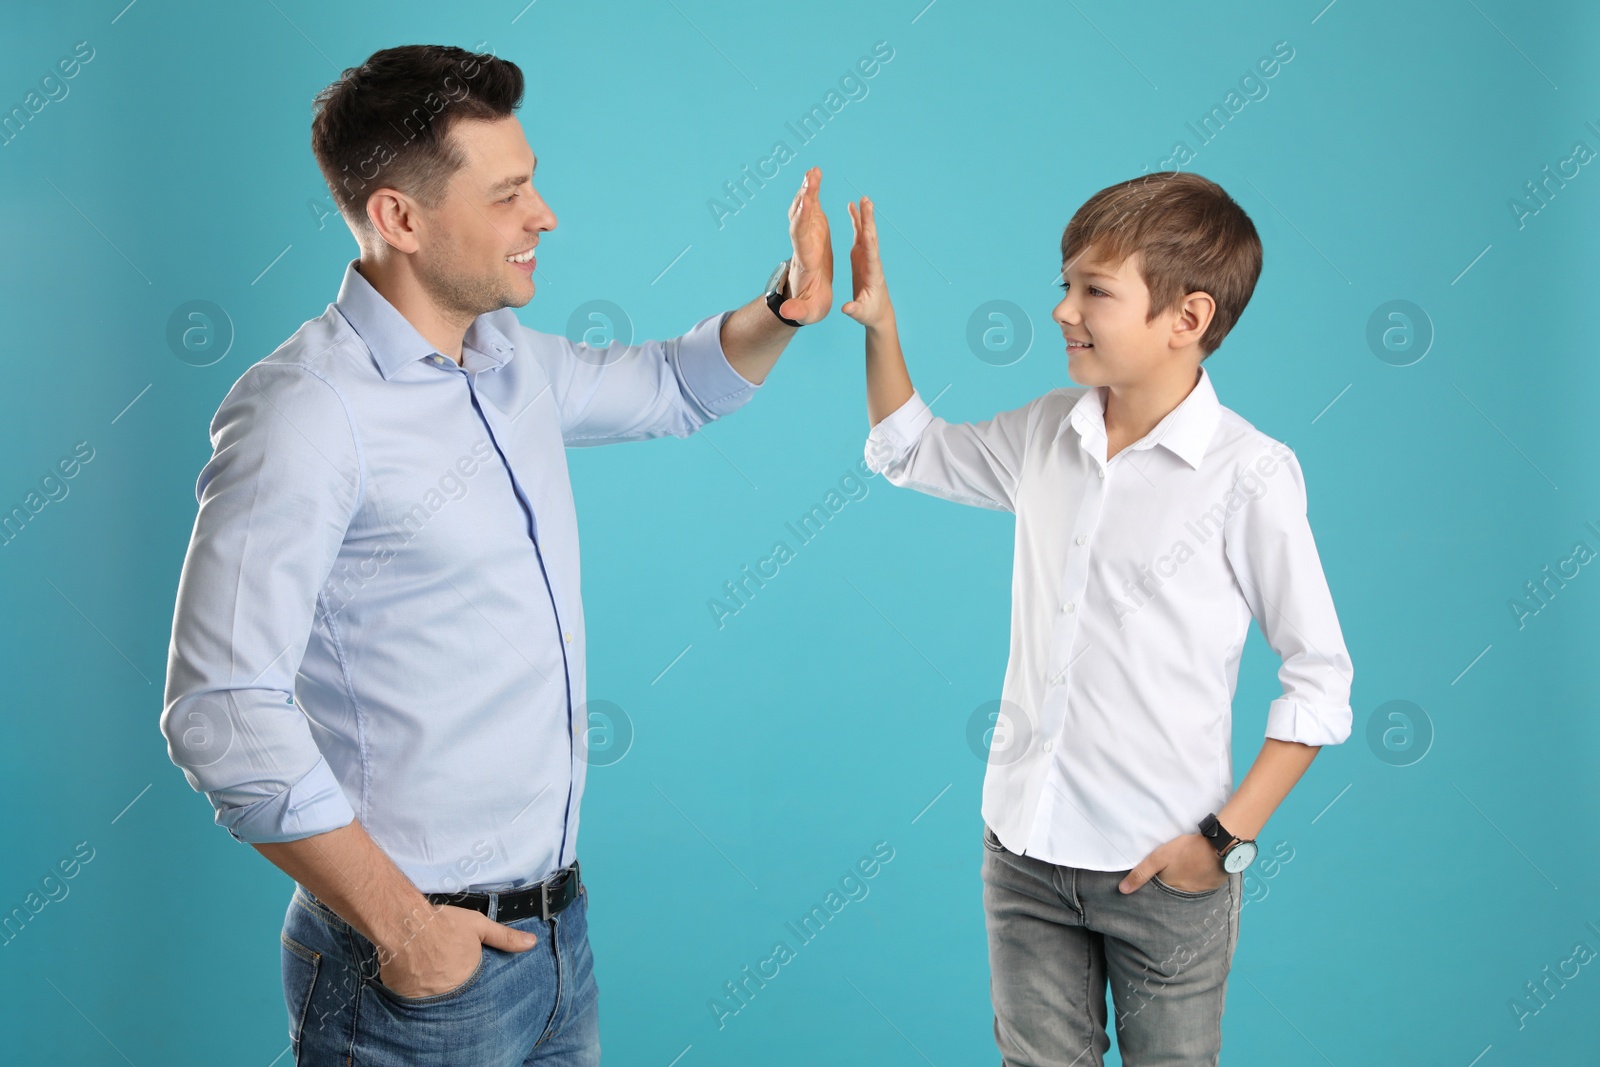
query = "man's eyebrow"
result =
(490, 160, 537, 194)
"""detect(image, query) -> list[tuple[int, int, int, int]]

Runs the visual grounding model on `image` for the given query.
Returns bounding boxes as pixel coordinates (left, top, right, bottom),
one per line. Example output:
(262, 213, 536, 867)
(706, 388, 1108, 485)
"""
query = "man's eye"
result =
(500, 193, 518, 204)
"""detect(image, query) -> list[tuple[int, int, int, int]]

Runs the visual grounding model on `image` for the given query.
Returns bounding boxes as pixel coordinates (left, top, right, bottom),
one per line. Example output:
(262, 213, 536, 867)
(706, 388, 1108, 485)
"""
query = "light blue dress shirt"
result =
(162, 259, 759, 893)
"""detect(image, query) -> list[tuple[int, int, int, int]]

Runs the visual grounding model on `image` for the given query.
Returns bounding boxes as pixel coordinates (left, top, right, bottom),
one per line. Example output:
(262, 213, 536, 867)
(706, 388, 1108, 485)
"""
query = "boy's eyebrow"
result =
(1064, 266, 1118, 281)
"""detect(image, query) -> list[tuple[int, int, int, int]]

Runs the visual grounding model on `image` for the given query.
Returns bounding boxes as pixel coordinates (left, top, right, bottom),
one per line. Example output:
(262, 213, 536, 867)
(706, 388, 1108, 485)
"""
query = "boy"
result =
(842, 172, 1353, 1066)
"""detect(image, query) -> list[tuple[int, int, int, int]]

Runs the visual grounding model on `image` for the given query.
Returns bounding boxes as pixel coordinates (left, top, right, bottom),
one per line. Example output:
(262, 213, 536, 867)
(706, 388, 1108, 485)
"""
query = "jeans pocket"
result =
(1150, 872, 1227, 899)
(281, 933, 322, 1057)
(982, 824, 1008, 853)
(371, 946, 489, 1009)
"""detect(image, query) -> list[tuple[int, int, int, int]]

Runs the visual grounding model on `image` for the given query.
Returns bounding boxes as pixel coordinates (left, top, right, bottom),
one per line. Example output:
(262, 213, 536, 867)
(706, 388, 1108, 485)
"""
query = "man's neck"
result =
(355, 257, 471, 364)
(1103, 362, 1202, 454)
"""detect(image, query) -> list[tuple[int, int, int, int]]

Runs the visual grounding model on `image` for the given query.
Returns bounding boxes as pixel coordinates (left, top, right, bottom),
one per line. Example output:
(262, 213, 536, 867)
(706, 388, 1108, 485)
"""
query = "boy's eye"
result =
(1057, 282, 1109, 296)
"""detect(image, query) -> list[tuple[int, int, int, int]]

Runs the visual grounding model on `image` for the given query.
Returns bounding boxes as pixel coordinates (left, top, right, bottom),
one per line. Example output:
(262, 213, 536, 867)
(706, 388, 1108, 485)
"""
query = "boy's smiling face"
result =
(1052, 246, 1203, 387)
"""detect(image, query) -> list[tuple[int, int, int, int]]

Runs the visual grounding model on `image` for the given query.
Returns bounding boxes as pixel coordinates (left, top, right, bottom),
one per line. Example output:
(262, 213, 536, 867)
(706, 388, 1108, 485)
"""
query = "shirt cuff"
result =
(1264, 697, 1352, 747)
(864, 390, 935, 473)
(676, 310, 761, 417)
(212, 754, 356, 845)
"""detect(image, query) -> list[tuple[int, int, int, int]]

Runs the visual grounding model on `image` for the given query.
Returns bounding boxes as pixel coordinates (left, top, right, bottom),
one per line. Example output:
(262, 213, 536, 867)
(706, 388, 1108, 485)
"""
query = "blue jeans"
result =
(280, 878, 600, 1066)
(982, 824, 1242, 1067)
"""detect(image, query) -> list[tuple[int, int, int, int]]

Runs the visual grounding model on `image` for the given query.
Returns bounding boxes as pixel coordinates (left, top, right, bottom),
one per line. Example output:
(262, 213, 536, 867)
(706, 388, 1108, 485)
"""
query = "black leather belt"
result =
(425, 859, 581, 923)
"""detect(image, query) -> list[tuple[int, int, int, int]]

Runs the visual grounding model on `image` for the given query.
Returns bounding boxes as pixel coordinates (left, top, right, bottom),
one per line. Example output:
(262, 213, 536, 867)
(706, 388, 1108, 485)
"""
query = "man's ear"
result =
(1168, 291, 1216, 350)
(367, 187, 423, 255)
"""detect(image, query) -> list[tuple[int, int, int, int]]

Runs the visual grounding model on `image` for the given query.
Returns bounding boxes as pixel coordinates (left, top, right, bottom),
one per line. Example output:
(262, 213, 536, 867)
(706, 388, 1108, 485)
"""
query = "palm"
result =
(781, 166, 833, 325)
(842, 196, 888, 326)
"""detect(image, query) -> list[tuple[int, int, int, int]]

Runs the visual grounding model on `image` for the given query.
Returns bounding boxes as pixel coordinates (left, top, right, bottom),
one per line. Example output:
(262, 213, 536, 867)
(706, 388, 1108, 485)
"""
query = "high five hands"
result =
(766, 176, 893, 332)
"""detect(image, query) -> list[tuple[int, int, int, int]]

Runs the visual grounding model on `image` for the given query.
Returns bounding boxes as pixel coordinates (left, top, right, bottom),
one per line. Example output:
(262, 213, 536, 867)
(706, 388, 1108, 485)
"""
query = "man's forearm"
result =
(1217, 737, 1320, 841)
(719, 297, 797, 386)
(865, 314, 913, 427)
(253, 818, 432, 962)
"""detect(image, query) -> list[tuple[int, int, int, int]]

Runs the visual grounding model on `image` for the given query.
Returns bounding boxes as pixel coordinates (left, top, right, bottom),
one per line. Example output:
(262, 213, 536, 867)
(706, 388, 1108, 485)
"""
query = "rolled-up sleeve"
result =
(863, 390, 1039, 513)
(1223, 444, 1354, 746)
(531, 310, 760, 446)
(161, 363, 362, 844)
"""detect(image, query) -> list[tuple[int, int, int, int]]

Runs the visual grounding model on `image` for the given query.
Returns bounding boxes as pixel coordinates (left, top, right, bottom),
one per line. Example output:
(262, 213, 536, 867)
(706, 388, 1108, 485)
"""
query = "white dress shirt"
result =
(864, 366, 1353, 871)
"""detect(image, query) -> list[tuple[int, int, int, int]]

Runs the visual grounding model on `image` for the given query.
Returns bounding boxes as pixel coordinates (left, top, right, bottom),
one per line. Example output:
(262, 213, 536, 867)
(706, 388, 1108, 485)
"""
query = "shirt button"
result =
(564, 631, 573, 643)
(1097, 469, 1105, 479)
(1043, 740, 1054, 753)
(1075, 535, 1087, 546)
(1061, 600, 1075, 613)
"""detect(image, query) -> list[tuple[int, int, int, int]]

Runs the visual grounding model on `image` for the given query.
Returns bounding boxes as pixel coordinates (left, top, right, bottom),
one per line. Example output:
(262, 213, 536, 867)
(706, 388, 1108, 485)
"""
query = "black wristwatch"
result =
(1198, 813, 1258, 873)
(765, 258, 803, 327)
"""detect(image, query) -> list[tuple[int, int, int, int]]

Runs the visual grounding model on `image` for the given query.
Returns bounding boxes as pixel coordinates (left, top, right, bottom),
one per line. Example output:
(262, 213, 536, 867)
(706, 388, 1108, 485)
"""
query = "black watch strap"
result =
(1198, 812, 1240, 856)
(765, 258, 803, 328)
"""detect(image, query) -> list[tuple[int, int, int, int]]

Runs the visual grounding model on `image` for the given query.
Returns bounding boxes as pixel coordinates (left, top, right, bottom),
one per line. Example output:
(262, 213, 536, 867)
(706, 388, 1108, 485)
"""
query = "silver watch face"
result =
(1222, 839, 1258, 873)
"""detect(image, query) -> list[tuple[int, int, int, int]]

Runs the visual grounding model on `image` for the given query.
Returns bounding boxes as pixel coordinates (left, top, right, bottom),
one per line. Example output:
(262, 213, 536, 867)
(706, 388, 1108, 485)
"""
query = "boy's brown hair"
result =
(1061, 171, 1262, 357)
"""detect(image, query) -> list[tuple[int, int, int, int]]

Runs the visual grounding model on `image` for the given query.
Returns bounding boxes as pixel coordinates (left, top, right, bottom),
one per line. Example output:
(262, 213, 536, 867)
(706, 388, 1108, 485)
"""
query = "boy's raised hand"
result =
(842, 196, 893, 330)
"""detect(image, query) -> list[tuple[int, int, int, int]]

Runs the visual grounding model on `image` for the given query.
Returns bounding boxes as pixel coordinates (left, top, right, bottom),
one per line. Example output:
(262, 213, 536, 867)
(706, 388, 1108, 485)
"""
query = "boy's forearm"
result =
(865, 314, 914, 426)
(1217, 737, 1320, 841)
(253, 818, 433, 959)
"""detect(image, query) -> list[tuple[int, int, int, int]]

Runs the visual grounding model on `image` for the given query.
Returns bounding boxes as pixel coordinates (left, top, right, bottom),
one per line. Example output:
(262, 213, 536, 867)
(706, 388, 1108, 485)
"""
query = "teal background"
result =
(3, 0, 1598, 1063)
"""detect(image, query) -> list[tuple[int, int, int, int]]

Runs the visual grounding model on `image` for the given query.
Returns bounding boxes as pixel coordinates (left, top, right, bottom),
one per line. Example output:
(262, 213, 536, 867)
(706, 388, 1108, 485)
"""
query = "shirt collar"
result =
(1062, 364, 1221, 470)
(333, 258, 516, 380)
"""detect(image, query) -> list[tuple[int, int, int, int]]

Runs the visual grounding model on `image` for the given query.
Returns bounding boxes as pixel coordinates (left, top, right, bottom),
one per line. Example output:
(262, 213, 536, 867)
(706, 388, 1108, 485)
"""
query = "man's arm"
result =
(717, 165, 834, 385)
(531, 170, 831, 446)
(254, 821, 537, 996)
(162, 364, 535, 997)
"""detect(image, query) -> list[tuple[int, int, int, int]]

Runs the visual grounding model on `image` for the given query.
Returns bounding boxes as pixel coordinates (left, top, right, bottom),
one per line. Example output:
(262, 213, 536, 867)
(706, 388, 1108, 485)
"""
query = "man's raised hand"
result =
(778, 166, 834, 326)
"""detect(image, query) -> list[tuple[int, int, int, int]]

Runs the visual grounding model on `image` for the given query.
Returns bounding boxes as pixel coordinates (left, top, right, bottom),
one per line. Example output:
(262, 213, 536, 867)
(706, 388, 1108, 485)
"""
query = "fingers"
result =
(1118, 852, 1159, 894)
(478, 915, 539, 951)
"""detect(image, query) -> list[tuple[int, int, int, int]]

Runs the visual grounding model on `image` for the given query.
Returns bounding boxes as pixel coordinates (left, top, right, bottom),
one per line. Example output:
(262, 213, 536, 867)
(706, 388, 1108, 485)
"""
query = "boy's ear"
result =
(1168, 291, 1216, 350)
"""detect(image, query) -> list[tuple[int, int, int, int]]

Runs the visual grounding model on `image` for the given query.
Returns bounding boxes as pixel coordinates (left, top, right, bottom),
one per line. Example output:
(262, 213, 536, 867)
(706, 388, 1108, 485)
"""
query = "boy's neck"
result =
(1102, 361, 1203, 458)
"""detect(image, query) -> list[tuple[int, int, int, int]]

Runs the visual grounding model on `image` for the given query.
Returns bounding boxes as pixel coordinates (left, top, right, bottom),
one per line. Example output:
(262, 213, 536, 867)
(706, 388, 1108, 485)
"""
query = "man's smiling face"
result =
(1051, 247, 1184, 388)
(409, 114, 557, 319)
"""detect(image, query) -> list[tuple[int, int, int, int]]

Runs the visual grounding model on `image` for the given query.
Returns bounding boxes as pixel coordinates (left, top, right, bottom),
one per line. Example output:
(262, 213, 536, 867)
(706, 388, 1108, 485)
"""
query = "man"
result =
(160, 43, 832, 1065)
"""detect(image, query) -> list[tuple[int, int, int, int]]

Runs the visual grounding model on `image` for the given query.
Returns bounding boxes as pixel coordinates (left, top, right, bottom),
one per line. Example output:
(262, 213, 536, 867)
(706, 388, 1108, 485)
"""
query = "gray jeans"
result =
(981, 824, 1242, 1067)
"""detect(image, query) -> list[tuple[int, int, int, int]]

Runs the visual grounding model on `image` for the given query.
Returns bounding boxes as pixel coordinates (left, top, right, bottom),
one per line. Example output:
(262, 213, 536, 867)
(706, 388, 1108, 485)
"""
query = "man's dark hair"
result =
(310, 44, 523, 232)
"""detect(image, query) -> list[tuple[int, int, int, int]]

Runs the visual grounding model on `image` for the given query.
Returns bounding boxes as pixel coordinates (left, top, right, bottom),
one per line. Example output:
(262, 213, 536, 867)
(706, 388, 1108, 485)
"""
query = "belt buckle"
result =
(540, 861, 578, 921)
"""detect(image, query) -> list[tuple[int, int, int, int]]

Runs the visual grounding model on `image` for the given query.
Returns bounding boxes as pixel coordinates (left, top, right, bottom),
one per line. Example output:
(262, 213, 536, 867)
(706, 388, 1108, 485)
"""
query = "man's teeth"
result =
(506, 248, 536, 263)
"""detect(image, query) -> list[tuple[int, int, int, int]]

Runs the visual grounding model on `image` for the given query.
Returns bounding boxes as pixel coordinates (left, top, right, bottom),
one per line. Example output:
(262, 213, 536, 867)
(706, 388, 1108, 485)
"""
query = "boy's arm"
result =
(844, 196, 1035, 512)
(1219, 442, 1354, 833)
(1120, 442, 1353, 894)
